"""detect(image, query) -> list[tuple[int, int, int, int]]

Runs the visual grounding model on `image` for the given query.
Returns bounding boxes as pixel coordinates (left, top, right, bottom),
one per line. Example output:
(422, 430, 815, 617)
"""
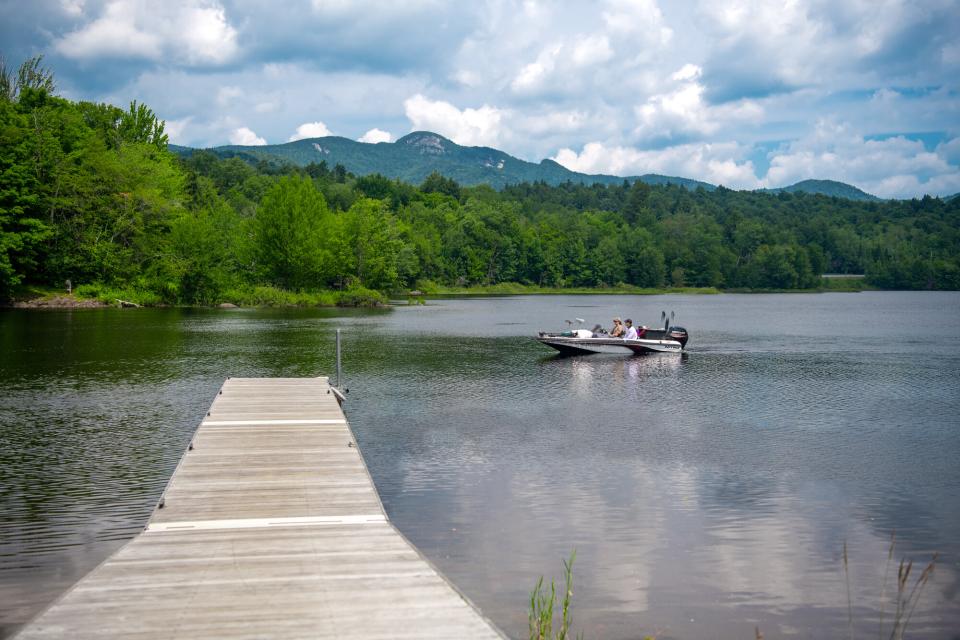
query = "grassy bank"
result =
(410, 282, 720, 296)
(405, 280, 879, 296)
(818, 277, 875, 292)
(4, 278, 880, 309)
(7, 284, 388, 308)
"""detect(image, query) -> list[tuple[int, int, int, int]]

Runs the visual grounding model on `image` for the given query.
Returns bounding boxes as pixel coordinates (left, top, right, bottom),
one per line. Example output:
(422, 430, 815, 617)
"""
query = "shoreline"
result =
(8, 295, 108, 309)
(4, 283, 883, 309)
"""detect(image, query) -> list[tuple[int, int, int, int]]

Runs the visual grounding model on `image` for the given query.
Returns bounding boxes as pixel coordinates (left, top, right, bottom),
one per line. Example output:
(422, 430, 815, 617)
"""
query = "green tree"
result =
(343, 198, 407, 289)
(420, 171, 462, 200)
(0, 55, 55, 103)
(253, 175, 333, 290)
(166, 203, 238, 304)
(622, 180, 652, 225)
(118, 101, 168, 150)
(0, 99, 51, 293)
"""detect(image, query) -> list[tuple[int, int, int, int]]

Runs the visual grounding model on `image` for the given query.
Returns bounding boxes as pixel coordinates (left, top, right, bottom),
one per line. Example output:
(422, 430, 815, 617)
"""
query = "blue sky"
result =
(1, 0, 958, 198)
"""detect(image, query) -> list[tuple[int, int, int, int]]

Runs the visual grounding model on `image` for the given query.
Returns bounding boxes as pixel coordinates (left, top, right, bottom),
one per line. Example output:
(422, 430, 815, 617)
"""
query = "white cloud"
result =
(636, 82, 714, 138)
(230, 127, 267, 146)
(553, 141, 759, 188)
(59, 0, 86, 17)
(763, 122, 960, 198)
(57, 2, 162, 60)
(671, 63, 701, 82)
(216, 86, 242, 107)
(698, 0, 960, 96)
(404, 94, 504, 147)
(519, 109, 590, 136)
(288, 121, 334, 141)
(633, 64, 763, 142)
(164, 116, 192, 143)
(176, 3, 236, 64)
(32, 0, 957, 198)
(309, 0, 443, 17)
(56, 0, 238, 65)
(934, 137, 960, 165)
(477, 0, 673, 100)
(699, 0, 827, 86)
(358, 128, 393, 143)
(453, 69, 482, 87)
(510, 44, 562, 94)
(571, 35, 613, 67)
(601, 0, 672, 45)
(552, 124, 960, 198)
(112, 64, 425, 148)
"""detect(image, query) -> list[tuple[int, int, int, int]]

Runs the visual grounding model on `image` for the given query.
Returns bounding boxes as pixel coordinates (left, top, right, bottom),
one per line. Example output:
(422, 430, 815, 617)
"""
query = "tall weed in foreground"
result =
(841, 532, 938, 640)
(529, 551, 581, 640)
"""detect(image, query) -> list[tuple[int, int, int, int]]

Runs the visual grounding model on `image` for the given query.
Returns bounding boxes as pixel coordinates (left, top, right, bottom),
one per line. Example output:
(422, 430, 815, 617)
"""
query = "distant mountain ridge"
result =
(170, 132, 880, 200)
(761, 179, 879, 201)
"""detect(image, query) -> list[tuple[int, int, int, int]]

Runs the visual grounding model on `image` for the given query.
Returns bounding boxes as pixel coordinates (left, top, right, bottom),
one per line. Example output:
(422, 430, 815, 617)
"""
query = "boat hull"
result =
(536, 336, 683, 355)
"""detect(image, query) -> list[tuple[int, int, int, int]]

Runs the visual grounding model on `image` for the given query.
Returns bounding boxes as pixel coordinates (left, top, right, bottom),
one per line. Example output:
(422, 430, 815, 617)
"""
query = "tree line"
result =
(2, 58, 958, 304)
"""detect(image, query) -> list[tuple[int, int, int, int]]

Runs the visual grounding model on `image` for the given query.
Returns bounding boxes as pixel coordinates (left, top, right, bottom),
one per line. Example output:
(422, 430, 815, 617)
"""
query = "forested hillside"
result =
(762, 179, 879, 201)
(177, 133, 880, 200)
(175, 131, 716, 192)
(2, 70, 958, 305)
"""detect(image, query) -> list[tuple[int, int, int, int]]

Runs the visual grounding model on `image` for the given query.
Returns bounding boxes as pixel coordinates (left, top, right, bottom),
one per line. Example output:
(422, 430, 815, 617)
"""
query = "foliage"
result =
(840, 534, 938, 640)
(216, 284, 385, 307)
(2, 59, 958, 305)
(529, 551, 581, 640)
(179, 130, 715, 191)
(252, 175, 335, 290)
(763, 179, 878, 201)
(336, 284, 387, 306)
(0, 55, 55, 103)
(0, 98, 53, 294)
(421, 170, 462, 199)
(219, 285, 339, 307)
(178, 130, 883, 201)
(74, 282, 163, 307)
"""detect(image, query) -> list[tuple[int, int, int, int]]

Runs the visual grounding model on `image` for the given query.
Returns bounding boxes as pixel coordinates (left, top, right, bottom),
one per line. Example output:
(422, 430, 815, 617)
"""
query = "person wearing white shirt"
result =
(623, 318, 638, 340)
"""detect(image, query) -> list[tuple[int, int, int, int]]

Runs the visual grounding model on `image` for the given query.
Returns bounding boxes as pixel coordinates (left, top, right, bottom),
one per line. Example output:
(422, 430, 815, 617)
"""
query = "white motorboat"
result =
(536, 315, 689, 356)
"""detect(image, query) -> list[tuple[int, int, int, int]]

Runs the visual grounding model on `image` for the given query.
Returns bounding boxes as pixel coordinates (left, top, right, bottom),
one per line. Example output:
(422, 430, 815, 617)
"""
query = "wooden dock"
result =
(16, 377, 505, 639)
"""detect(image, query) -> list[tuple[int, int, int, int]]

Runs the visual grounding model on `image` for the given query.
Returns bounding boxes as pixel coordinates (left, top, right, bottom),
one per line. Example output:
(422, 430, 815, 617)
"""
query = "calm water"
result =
(1, 293, 959, 639)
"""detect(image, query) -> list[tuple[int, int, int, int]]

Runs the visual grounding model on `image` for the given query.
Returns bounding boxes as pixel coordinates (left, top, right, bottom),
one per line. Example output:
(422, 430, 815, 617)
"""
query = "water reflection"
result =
(539, 352, 686, 393)
(1, 293, 959, 639)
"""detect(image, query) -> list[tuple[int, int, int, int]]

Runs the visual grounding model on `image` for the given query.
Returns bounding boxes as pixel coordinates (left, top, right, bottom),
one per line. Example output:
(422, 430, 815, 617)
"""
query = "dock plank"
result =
(16, 377, 504, 639)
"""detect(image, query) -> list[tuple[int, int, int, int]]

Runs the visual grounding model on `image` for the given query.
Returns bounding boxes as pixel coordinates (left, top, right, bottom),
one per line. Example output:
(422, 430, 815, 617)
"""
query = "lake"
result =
(1, 292, 959, 639)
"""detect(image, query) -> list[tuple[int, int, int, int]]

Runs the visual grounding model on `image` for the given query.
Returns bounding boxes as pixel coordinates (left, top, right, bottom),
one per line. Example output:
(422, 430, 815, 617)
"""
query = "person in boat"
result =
(637, 324, 647, 338)
(624, 319, 638, 340)
(610, 317, 625, 337)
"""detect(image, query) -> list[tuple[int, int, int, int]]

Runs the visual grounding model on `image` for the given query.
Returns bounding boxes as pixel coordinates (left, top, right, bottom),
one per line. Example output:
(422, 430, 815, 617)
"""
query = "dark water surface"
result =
(1, 292, 959, 639)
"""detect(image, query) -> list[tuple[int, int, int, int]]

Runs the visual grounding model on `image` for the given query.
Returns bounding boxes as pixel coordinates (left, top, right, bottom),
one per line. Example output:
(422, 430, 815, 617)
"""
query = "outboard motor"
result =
(667, 326, 689, 348)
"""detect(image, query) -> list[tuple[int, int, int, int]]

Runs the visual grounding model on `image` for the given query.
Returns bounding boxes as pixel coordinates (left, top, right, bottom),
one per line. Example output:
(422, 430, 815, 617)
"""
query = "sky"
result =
(1, 0, 958, 198)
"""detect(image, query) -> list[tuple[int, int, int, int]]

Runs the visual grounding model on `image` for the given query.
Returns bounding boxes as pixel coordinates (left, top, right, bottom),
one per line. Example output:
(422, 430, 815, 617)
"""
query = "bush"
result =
(413, 278, 439, 294)
(74, 283, 162, 306)
(336, 285, 386, 307)
(219, 285, 351, 307)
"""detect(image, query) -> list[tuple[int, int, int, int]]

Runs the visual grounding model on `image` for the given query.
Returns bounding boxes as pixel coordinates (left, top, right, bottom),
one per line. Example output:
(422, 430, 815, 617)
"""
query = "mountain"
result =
(762, 179, 879, 201)
(171, 132, 878, 200)
(172, 132, 713, 191)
